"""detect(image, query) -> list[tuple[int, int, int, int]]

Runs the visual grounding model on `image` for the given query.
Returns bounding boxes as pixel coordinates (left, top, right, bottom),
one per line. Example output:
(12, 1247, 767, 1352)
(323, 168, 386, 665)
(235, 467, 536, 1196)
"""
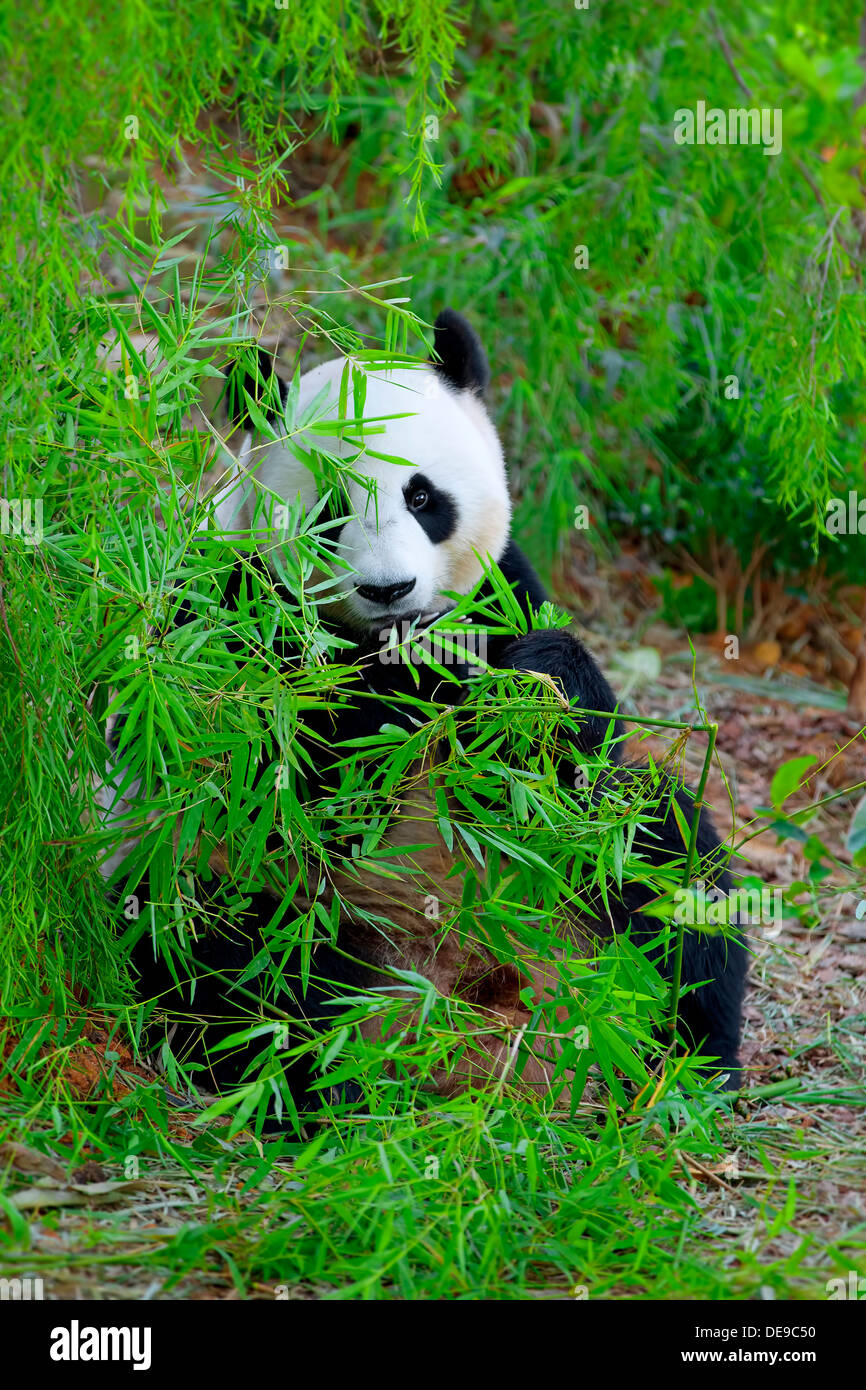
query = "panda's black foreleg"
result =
(487, 541, 623, 759)
(496, 628, 624, 758)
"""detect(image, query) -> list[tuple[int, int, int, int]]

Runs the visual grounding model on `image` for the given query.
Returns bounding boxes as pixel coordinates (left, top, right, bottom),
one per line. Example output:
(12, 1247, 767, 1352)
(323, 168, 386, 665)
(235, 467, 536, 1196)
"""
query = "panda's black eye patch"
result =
(404, 472, 456, 544)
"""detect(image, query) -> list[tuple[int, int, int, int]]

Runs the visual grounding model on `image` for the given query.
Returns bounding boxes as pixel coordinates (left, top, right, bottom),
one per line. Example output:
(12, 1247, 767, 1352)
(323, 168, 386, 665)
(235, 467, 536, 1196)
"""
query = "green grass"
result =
(2, 1054, 864, 1299)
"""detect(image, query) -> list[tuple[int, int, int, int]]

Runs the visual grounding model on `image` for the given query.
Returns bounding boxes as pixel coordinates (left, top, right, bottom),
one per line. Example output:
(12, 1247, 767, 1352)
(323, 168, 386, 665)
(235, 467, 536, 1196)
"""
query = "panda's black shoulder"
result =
(225, 347, 288, 428)
(497, 539, 550, 615)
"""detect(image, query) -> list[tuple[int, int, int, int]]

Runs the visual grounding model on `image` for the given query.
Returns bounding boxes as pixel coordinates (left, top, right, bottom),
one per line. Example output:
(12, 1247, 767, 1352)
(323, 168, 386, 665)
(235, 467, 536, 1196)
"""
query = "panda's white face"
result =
(218, 358, 511, 632)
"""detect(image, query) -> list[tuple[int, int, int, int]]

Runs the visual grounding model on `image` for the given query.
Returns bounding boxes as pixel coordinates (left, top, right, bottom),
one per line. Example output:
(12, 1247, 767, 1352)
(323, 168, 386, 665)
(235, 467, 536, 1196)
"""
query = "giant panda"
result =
(105, 308, 747, 1115)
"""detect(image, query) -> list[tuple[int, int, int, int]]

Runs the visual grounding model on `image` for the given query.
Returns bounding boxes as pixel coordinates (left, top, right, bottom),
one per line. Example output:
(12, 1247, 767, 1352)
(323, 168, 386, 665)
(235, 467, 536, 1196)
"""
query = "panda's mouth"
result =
(367, 607, 441, 633)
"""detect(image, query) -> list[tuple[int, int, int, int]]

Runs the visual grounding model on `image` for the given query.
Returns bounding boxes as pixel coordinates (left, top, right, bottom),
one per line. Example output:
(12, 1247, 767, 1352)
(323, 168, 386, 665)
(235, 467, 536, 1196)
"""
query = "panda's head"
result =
(219, 310, 511, 632)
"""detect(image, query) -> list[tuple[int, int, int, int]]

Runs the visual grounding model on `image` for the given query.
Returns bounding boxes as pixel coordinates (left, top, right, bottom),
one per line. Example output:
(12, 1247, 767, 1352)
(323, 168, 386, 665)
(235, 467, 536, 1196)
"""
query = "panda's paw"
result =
(497, 628, 623, 757)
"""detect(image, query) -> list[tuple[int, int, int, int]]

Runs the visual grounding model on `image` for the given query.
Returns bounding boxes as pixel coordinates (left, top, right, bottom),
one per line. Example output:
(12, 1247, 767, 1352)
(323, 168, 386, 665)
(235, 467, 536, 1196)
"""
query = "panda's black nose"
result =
(356, 578, 416, 606)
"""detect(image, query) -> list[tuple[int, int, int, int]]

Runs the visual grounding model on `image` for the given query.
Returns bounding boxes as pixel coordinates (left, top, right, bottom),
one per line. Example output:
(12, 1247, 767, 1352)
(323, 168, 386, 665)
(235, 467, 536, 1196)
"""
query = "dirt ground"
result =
(572, 553, 866, 1280)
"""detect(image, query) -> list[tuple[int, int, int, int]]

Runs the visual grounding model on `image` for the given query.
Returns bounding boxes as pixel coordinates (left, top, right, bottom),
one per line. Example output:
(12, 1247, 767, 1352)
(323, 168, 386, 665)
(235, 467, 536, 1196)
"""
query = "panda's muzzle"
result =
(355, 578, 416, 607)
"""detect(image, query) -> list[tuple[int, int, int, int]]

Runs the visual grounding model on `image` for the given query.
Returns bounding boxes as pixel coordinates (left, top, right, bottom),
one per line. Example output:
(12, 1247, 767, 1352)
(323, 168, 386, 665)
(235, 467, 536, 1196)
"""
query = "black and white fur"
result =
(111, 309, 747, 1104)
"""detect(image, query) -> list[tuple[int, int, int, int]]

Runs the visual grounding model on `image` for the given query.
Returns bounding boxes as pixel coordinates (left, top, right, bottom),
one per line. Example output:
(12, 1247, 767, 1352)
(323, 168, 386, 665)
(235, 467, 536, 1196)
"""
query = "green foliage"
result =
(3, 0, 866, 1300)
(0, 544, 123, 1006)
(5, 3, 866, 555)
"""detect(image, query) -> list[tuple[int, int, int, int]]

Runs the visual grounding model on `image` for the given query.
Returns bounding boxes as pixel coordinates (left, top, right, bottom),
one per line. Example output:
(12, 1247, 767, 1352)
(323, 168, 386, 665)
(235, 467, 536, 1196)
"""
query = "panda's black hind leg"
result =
(494, 628, 747, 1085)
(129, 887, 374, 1124)
(624, 788, 748, 1089)
(675, 923, 748, 1090)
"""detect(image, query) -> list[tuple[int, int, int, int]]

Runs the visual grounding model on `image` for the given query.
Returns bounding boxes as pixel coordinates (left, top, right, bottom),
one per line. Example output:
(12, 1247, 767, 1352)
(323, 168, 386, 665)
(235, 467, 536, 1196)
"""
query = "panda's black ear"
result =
(432, 308, 490, 396)
(225, 348, 287, 428)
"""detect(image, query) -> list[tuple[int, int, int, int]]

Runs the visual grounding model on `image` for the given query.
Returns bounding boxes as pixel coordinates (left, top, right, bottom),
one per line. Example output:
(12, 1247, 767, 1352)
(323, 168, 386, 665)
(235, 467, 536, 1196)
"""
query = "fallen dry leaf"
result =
(8, 1178, 151, 1211)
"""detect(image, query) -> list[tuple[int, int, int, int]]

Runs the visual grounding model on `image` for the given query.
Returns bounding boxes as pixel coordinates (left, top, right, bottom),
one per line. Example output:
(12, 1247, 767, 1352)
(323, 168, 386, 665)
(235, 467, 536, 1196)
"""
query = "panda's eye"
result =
(408, 487, 429, 511)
